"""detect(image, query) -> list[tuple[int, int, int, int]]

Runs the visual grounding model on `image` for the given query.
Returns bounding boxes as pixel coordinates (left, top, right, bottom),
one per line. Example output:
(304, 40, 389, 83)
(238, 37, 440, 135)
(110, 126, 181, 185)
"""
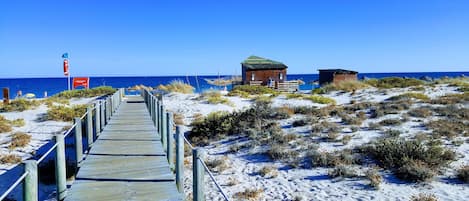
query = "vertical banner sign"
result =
(63, 59, 69, 76)
(73, 77, 90, 89)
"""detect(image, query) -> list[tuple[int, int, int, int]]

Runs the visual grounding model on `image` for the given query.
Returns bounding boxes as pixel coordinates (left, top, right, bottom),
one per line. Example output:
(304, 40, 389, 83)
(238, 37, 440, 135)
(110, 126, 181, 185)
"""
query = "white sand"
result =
(163, 84, 468, 201)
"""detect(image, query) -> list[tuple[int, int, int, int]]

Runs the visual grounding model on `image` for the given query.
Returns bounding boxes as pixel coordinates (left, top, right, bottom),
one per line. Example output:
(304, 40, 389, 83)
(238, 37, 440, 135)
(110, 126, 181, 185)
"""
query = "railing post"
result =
(74, 117, 83, 167)
(175, 126, 184, 193)
(95, 101, 101, 137)
(156, 100, 160, 133)
(100, 100, 105, 128)
(150, 96, 155, 123)
(161, 105, 167, 151)
(54, 134, 67, 200)
(23, 160, 38, 201)
(193, 148, 205, 201)
(166, 112, 174, 167)
(87, 106, 93, 147)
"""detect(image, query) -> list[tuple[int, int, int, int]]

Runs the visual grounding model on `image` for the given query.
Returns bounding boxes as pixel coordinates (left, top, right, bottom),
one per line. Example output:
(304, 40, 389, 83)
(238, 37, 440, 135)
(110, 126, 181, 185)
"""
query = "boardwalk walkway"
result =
(66, 96, 182, 201)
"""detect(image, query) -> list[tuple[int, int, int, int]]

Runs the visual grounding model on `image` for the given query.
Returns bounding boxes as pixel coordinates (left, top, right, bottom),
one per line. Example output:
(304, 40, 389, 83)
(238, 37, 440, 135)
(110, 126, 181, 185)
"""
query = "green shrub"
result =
(227, 90, 250, 98)
(43, 97, 70, 107)
(379, 118, 402, 126)
(47, 104, 88, 122)
(267, 144, 299, 161)
(292, 118, 311, 127)
(388, 93, 430, 101)
(365, 77, 424, 88)
(384, 129, 402, 138)
(431, 92, 469, 105)
(426, 119, 468, 138)
(312, 88, 326, 94)
(305, 95, 336, 104)
(286, 93, 304, 99)
(55, 86, 117, 98)
(456, 165, 469, 183)
(293, 106, 317, 114)
(0, 98, 41, 112)
(229, 85, 278, 96)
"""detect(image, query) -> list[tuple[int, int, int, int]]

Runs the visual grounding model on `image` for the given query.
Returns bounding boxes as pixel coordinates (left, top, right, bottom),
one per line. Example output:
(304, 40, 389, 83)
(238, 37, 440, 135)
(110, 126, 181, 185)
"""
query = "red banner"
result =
(73, 77, 90, 89)
(63, 59, 69, 76)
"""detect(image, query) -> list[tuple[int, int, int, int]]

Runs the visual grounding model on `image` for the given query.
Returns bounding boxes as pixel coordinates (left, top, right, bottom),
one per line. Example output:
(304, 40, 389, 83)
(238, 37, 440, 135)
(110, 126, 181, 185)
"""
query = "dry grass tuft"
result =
(410, 193, 439, 201)
(203, 90, 233, 106)
(205, 156, 230, 173)
(173, 113, 184, 125)
(457, 165, 469, 183)
(259, 165, 279, 178)
(388, 92, 430, 101)
(0, 115, 13, 133)
(157, 80, 194, 94)
(8, 132, 32, 150)
(366, 168, 382, 189)
(305, 95, 336, 105)
(234, 188, 264, 200)
(0, 154, 22, 164)
(10, 118, 25, 127)
(47, 104, 88, 122)
(328, 165, 357, 178)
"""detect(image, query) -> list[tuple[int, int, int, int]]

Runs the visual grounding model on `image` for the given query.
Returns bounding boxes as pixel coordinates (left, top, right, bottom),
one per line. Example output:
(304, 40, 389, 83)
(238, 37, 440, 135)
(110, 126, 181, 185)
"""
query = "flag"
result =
(63, 59, 69, 76)
(61, 53, 69, 59)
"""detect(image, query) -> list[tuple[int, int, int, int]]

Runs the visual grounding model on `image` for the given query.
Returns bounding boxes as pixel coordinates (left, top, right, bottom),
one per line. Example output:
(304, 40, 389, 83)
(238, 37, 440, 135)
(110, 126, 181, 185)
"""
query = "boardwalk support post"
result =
(55, 134, 67, 200)
(95, 101, 101, 137)
(175, 126, 184, 193)
(161, 105, 167, 151)
(23, 160, 38, 201)
(87, 106, 94, 148)
(193, 148, 205, 201)
(74, 117, 83, 167)
(166, 112, 173, 167)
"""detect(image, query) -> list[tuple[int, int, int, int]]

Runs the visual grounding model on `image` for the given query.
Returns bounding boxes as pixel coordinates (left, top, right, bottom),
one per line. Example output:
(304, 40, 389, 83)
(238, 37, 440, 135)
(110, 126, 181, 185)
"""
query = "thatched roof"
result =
(241, 56, 288, 70)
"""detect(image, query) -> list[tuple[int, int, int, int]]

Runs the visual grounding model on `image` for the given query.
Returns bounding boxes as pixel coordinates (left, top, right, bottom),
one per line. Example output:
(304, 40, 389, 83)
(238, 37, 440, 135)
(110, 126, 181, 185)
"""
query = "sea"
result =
(0, 71, 468, 98)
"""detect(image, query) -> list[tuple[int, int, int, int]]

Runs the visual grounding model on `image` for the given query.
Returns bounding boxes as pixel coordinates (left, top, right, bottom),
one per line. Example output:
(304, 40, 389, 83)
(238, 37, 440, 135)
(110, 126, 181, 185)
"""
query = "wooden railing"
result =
(277, 80, 299, 92)
(0, 89, 124, 201)
(142, 90, 230, 201)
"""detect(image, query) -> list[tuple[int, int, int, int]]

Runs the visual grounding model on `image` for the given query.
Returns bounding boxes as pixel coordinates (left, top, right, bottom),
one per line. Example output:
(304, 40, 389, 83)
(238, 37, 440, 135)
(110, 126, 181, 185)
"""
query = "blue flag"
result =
(62, 53, 69, 59)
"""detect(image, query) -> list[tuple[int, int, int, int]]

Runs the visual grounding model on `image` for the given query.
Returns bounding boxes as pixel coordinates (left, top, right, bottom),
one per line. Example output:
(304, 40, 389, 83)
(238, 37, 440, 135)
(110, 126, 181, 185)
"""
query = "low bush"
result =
(43, 97, 70, 107)
(55, 86, 117, 98)
(292, 106, 317, 115)
(229, 85, 278, 96)
(364, 77, 424, 88)
(205, 156, 229, 173)
(396, 159, 435, 182)
(286, 93, 304, 99)
(259, 165, 279, 178)
(367, 122, 382, 130)
(363, 138, 455, 182)
(234, 188, 264, 200)
(340, 114, 363, 125)
(312, 87, 326, 94)
(384, 129, 402, 138)
(47, 104, 88, 122)
(408, 107, 433, 118)
(311, 121, 340, 134)
(365, 168, 382, 189)
(328, 165, 357, 178)
(0, 98, 41, 112)
(426, 119, 468, 138)
(0, 115, 13, 133)
(8, 132, 31, 150)
(292, 118, 311, 127)
(309, 150, 360, 168)
(456, 165, 469, 183)
(322, 80, 370, 92)
(432, 105, 469, 120)
(431, 92, 469, 105)
(379, 118, 403, 126)
(410, 193, 438, 201)
(342, 135, 352, 145)
(227, 90, 250, 98)
(305, 95, 336, 105)
(0, 154, 22, 164)
(267, 144, 299, 161)
(387, 93, 430, 101)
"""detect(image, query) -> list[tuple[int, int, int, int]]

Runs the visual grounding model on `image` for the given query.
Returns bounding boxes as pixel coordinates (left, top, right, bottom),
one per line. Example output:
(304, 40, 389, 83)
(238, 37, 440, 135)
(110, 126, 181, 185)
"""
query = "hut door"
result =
(251, 73, 255, 81)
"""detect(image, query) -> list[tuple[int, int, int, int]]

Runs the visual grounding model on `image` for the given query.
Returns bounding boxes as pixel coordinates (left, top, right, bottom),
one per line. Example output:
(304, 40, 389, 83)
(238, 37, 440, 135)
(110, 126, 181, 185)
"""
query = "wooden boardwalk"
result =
(65, 96, 182, 201)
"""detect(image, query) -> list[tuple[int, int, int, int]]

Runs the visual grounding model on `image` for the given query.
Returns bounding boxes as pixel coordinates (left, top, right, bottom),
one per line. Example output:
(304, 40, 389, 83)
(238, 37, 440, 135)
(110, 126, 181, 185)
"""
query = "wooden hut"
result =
(318, 69, 358, 85)
(241, 56, 288, 87)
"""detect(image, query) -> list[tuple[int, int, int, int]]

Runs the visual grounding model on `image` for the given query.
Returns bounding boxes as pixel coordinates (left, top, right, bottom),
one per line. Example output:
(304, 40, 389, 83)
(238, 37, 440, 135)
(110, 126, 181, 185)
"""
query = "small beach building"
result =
(318, 69, 358, 85)
(241, 56, 288, 87)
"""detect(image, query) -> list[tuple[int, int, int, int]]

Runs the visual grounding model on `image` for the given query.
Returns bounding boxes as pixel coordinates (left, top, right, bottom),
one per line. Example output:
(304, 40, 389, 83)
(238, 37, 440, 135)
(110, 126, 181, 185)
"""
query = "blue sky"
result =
(0, 0, 468, 78)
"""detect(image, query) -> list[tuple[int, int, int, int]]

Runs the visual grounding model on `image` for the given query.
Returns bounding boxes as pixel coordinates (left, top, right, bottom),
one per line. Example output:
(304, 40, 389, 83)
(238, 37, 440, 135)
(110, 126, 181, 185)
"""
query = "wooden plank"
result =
(65, 96, 182, 201)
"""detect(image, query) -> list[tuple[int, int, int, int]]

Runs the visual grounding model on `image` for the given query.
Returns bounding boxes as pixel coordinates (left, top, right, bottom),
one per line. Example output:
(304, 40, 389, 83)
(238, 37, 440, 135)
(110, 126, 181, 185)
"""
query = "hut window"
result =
(251, 73, 255, 81)
(279, 73, 283, 80)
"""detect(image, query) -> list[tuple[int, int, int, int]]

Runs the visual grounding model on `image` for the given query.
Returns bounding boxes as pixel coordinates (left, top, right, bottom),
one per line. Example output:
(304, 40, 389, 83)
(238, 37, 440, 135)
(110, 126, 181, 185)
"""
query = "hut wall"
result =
(333, 73, 358, 84)
(244, 69, 287, 85)
(319, 71, 335, 85)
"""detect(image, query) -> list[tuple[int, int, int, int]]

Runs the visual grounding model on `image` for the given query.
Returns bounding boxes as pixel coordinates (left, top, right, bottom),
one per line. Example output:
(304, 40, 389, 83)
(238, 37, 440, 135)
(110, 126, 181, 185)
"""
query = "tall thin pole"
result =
(68, 73, 71, 91)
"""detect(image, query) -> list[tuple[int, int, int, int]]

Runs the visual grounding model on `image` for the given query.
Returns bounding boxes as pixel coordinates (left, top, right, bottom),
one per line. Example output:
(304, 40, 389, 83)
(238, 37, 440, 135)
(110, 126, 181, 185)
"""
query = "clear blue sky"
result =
(0, 0, 468, 78)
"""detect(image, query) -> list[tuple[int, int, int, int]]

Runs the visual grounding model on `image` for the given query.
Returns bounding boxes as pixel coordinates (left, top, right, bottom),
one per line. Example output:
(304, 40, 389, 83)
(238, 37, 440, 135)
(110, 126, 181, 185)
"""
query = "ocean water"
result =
(0, 72, 467, 98)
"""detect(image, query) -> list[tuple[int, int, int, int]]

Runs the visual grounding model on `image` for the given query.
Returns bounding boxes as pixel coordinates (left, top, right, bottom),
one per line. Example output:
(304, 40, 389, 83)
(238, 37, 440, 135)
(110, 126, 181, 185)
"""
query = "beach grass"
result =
(8, 132, 31, 150)
(322, 80, 370, 92)
(47, 104, 88, 122)
(0, 98, 41, 112)
(202, 90, 233, 106)
(157, 80, 194, 94)
(365, 77, 424, 88)
(0, 115, 13, 133)
(229, 85, 278, 96)
(305, 95, 336, 104)
(54, 86, 116, 98)
(0, 154, 22, 164)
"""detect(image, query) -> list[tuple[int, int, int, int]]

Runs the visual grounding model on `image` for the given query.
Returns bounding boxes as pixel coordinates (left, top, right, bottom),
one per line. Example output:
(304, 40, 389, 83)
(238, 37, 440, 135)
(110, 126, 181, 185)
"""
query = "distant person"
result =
(16, 90, 22, 98)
